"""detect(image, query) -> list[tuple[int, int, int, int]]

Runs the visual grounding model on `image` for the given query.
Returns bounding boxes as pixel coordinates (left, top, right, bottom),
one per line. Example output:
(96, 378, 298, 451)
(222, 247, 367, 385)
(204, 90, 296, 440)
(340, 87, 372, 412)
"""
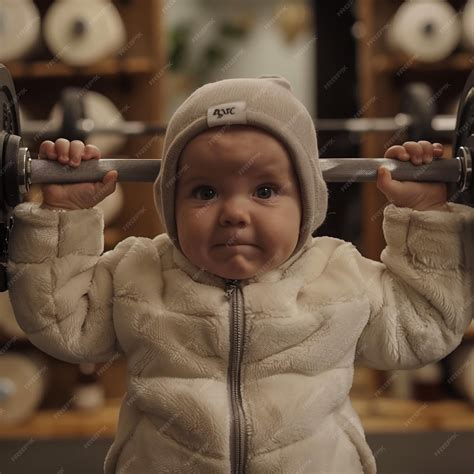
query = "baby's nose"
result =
(219, 199, 251, 227)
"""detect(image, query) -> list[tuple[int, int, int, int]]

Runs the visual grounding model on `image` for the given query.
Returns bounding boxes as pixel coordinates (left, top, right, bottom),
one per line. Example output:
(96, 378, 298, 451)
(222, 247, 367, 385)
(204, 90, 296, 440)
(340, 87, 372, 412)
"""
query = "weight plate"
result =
(453, 70, 474, 160)
(0, 64, 22, 216)
(0, 64, 22, 282)
(0, 2, 41, 63)
(0, 132, 6, 216)
(0, 64, 20, 136)
(43, 1, 126, 67)
(452, 69, 474, 205)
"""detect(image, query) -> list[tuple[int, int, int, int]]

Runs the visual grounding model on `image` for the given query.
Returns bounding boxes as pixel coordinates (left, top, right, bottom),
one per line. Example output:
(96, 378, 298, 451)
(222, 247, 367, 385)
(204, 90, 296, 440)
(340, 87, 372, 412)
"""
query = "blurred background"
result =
(0, 0, 473, 472)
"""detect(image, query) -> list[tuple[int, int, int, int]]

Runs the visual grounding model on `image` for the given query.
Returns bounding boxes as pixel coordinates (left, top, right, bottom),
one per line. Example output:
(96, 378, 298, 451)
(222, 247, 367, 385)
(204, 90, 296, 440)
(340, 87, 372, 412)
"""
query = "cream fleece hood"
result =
(153, 75, 329, 260)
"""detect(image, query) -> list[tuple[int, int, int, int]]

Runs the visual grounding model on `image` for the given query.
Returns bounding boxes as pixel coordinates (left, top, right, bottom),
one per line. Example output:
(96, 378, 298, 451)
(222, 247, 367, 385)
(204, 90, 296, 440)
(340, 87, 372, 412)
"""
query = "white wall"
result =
(162, 0, 316, 119)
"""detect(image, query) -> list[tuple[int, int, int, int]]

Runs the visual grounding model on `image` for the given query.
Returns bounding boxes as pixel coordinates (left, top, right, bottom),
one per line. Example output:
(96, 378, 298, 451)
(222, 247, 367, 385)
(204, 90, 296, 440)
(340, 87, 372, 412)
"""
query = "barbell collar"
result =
(18, 147, 31, 195)
(26, 153, 465, 188)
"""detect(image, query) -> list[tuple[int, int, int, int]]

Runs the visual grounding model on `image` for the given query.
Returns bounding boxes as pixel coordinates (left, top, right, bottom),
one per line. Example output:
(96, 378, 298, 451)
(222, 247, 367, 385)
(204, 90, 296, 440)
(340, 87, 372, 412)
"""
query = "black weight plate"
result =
(453, 69, 474, 158)
(0, 131, 6, 215)
(0, 64, 21, 223)
(0, 64, 20, 135)
(0, 64, 20, 285)
(451, 69, 474, 205)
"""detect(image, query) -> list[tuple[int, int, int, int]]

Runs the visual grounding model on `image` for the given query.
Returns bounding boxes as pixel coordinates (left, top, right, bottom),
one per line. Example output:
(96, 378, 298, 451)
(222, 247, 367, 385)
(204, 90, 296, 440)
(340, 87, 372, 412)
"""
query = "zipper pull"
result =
(224, 279, 239, 299)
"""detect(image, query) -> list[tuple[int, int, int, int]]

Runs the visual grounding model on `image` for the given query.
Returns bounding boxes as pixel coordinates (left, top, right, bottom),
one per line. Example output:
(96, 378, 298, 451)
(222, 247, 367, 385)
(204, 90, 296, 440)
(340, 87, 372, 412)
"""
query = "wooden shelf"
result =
(464, 320, 474, 341)
(373, 52, 474, 74)
(0, 396, 472, 439)
(5, 57, 156, 79)
(0, 397, 121, 439)
(0, 0, 166, 416)
(354, 398, 474, 433)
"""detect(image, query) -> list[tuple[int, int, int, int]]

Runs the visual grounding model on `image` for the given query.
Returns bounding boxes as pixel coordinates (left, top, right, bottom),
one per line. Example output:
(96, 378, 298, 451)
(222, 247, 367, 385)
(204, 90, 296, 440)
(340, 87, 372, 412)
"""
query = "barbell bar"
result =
(12, 70, 472, 200)
(2, 65, 473, 209)
(1, 65, 473, 202)
(18, 82, 455, 142)
(19, 152, 467, 190)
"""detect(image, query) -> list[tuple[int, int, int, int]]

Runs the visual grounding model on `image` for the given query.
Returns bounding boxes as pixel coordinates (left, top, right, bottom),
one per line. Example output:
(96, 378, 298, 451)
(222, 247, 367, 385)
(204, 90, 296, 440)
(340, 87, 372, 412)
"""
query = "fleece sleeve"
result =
(353, 202, 474, 370)
(6, 202, 136, 364)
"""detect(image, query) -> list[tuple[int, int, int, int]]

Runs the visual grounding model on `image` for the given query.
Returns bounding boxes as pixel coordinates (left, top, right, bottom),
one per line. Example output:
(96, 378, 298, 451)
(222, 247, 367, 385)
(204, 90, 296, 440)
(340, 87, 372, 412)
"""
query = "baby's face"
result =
(175, 125, 302, 280)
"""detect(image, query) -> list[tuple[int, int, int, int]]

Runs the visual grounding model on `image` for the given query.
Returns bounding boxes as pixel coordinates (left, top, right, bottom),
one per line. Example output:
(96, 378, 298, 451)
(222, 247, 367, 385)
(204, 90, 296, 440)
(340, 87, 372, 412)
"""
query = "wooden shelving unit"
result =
(466, 320, 474, 339)
(0, 0, 167, 436)
(7, 57, 156, 79)
(354, 397, 474, 432)
(353, 0, 474, 426)
(0, 398, 121, 440)
(373, 52, 474, 73)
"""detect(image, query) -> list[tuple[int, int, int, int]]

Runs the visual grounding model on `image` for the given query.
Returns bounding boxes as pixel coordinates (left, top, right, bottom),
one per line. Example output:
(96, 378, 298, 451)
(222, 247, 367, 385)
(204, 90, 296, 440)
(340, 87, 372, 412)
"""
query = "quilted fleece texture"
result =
(7, 200, 474, 474)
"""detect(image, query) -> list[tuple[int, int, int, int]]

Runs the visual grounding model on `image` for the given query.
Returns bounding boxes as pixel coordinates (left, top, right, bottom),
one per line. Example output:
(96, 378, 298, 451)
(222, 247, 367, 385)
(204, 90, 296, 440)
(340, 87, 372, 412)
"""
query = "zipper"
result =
(224, 278, 247, 474)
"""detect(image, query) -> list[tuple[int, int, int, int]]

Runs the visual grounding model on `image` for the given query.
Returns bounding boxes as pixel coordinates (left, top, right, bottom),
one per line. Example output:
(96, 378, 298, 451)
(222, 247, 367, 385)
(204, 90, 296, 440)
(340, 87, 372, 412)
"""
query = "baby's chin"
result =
(202, 259, 269, 281)
(207, 258, 283, 281)
(200, 262, 255, 281)
(212, 269, 258, 281)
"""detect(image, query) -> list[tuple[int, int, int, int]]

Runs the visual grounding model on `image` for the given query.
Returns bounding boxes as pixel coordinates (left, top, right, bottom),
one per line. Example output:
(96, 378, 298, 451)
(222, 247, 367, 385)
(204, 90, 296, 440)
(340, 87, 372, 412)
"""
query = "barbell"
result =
(0, 63, 473, 294)
(20, 82, 455, 144)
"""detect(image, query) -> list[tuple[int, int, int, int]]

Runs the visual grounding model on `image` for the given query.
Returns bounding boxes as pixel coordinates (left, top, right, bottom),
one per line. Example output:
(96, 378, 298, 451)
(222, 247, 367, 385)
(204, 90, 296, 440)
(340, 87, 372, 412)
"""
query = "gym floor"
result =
(0, 431, 473, 473)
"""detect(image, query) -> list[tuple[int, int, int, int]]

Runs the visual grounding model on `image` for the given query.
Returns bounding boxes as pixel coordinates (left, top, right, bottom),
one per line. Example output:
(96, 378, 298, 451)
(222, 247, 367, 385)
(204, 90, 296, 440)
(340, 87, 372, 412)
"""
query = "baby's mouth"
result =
(216, 242, 254, 247)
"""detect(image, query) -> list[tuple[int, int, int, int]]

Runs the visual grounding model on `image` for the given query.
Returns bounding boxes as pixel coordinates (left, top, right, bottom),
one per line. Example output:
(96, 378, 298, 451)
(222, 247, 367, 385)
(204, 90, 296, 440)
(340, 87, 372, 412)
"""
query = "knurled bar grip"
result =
(319, 157, 461, 182)
(28, 156, 462, 185)
(29, 159, 160, 183)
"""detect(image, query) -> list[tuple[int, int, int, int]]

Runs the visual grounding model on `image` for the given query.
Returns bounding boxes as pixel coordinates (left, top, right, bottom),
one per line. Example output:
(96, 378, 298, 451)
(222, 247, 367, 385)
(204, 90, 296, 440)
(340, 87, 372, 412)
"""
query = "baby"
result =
(7, 76, 474, 474)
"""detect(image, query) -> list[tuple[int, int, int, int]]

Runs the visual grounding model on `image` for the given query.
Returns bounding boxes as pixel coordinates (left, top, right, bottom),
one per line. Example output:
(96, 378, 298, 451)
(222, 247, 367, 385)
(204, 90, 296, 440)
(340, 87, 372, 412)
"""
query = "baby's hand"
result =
(377, 140, 450, 211)
(39, 139, 118, 211)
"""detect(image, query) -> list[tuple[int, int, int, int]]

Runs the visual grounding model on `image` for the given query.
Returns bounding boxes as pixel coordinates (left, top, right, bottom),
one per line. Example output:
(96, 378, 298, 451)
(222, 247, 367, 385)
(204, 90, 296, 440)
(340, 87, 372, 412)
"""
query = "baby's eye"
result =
(193, 186, 215, 200)
(192, 185, 279, 200)
(256, 185, 278, 199)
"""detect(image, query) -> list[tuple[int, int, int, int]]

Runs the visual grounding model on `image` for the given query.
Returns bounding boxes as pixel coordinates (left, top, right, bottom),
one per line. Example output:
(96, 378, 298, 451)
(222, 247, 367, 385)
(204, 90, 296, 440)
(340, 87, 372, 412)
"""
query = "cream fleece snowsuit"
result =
(6, 199, 474, 473)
